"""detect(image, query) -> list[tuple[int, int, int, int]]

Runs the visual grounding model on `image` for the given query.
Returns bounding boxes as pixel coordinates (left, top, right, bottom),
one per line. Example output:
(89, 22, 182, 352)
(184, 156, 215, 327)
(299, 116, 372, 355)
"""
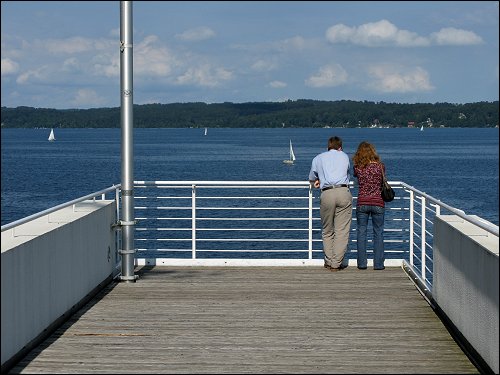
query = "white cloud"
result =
(43, 37, 94, 54)
(269, 80, 287, 88)
(176, 27, 216, 42)
(305, 64, 348, 88)
(326, 20, 429, 47)
(91, 54, 119, 78)
(134, 35, 178, 77)
(326, 20, 482, 47)
(430, 28, 483, 45)
(176, 64, 232, 87)
(281, 36, 308, 51)
(90, 34, 179, 79)
(251, 59, 277, 72)
(1, 58, 19, 75)
(325, 24, 352, 44)
(90, 34, 238, 88)
(71, 88, 107, 107)
(366, 65, 434, 93)
(16, 67, 48, 84)
(40, 36, 114, 54)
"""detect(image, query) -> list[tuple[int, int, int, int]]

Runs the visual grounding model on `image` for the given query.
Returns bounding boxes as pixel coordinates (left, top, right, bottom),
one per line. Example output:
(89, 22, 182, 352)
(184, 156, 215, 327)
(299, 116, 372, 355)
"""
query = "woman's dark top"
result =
(354, 162, 385, 208)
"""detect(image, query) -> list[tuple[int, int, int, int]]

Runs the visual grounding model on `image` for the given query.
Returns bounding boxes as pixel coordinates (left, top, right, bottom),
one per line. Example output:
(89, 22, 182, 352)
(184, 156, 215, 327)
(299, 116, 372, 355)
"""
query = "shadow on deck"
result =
(10, 266, 478, 374)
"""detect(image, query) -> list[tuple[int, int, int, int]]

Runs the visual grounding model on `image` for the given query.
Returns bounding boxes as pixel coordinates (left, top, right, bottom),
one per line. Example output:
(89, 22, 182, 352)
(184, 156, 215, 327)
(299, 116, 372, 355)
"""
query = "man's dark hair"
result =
(328, 136, 343, 151)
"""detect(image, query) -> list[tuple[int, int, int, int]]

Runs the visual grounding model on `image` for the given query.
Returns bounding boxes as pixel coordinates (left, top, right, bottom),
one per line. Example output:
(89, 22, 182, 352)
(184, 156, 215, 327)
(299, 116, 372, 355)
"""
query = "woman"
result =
(352, 141, 386, 270)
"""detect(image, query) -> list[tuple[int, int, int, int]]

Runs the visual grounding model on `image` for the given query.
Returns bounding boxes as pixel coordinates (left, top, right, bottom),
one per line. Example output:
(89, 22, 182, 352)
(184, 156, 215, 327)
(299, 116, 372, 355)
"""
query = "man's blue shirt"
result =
(308, 149, 351, 190)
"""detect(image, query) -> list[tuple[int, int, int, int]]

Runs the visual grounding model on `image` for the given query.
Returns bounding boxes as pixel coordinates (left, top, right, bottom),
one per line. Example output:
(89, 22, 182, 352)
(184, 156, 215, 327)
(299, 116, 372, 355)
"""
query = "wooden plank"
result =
(10, 267, 478, 374)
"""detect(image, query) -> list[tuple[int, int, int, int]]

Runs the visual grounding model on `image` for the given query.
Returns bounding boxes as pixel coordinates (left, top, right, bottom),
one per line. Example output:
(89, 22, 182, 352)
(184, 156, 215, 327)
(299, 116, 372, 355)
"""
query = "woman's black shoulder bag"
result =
(381, 164, 395, 202)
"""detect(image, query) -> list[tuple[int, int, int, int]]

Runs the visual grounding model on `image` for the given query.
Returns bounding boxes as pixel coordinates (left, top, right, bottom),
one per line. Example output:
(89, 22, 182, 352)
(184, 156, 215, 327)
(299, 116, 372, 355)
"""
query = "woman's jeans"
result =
(356, 205, 385, 269)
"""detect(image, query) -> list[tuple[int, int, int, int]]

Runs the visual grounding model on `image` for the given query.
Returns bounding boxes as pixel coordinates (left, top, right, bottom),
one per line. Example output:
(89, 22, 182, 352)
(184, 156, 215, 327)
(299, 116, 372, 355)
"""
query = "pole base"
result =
(119, 274, 139, 282)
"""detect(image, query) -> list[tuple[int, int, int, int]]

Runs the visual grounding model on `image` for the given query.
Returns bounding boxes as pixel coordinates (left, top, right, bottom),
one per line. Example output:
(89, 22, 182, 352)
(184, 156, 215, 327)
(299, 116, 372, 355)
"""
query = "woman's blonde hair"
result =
(353, 141, 380, 168)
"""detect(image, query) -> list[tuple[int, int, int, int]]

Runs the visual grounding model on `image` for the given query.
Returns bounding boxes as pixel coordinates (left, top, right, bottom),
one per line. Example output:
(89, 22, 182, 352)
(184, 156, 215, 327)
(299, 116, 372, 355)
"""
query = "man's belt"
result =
(322, 184, 348, 191)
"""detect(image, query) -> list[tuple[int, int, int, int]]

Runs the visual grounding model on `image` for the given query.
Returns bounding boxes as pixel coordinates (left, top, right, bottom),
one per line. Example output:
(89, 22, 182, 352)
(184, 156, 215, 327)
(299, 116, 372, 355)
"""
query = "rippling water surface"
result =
(2, 127, 498, 226)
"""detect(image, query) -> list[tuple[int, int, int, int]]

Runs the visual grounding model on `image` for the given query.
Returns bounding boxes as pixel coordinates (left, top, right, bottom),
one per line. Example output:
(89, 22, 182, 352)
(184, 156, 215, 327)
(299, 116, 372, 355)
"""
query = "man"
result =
(308, 136, 353, 272)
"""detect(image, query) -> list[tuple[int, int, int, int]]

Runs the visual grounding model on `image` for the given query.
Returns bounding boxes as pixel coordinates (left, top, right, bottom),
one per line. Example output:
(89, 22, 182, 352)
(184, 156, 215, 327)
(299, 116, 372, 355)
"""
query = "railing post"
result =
(308, 185, 313, 260)
(409, 190, 414, 266)
(115, 186, 121, 268)
(115, 187, 121, 226)
(421, 196, 426, 282)
(192, 184, 197, 259)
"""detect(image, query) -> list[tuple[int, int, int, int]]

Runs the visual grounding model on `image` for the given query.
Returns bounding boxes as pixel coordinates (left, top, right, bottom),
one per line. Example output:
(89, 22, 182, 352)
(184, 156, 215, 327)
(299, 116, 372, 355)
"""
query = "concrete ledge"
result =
(2, 201, 113, 249)
(433, 214, 499, 374)
(1, 200, 117, 368)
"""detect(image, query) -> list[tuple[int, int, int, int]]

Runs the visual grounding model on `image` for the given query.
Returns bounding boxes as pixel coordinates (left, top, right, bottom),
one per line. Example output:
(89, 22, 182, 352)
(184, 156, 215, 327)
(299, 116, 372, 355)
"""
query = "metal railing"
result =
(133, 181, 407, 263)
(1, 185, 121, 232)
(399, 181, 498, 291)
(132, 180, 498, 289)
(2, 180, 497, 291)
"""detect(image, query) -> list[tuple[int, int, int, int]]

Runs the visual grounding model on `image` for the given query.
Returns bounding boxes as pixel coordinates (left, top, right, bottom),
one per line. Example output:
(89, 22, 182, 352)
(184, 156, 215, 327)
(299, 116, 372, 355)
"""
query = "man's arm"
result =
(308, 156, 319, 188)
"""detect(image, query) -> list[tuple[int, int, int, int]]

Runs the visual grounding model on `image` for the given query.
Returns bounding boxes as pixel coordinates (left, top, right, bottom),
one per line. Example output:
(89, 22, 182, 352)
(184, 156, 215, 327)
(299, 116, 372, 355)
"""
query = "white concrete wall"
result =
(1, 200, 117, 367)
(433, 215, 499, 374)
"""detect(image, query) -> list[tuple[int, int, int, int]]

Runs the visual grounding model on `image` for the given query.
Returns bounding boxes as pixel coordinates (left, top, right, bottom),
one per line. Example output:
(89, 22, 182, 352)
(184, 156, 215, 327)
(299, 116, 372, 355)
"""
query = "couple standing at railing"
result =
(309, 136, 388, 272)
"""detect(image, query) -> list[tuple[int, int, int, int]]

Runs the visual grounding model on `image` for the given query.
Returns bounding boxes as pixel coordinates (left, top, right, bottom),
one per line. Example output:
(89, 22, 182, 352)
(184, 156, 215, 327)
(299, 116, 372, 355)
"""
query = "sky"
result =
(1, 1, 499, 109)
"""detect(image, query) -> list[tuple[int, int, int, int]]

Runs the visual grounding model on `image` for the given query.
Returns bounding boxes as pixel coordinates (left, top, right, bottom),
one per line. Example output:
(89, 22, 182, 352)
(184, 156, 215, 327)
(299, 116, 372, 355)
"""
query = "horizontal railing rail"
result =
(1, 185, 121, 232)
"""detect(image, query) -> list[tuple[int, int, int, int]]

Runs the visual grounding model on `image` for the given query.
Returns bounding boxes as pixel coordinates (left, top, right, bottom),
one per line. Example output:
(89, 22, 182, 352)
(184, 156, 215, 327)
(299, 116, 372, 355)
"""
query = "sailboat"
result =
(48, 128, 56, 141)
(420, 125, 424, 131)
(204, 127, 208, 136)
(282, 139, 296, 164)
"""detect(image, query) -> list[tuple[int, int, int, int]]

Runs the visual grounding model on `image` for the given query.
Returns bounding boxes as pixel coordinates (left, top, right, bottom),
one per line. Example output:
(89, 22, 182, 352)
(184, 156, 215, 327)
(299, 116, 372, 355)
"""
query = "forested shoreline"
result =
(1, 99, 498, 128)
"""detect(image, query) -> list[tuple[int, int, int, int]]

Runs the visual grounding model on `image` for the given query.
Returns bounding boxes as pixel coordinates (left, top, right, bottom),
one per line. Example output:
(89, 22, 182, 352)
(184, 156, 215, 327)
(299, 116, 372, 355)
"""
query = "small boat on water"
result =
(283, 140, 296, 164)
(204, 127, 208, 136)
(48, 128, 56, 141)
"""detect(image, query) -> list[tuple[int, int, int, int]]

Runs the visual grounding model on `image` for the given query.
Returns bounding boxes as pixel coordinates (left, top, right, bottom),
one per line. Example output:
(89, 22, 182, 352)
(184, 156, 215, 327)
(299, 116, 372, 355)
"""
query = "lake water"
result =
(1, 127, 498, 226)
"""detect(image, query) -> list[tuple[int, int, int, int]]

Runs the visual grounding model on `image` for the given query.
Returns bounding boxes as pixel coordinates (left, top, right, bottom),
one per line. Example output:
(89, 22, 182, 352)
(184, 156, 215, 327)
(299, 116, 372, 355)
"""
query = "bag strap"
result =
(380, 162, 386, 179)
(380, 163, 390, 187)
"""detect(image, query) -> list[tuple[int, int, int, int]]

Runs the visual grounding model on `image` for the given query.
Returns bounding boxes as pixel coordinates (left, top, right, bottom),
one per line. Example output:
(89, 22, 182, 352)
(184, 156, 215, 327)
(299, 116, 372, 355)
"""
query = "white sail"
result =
(290, 140, 296, 161)
(420, 125, 424, 131)
(283, 139, 295, 164)
(204, 127, 208, 136)
(48, 128, 55, 141)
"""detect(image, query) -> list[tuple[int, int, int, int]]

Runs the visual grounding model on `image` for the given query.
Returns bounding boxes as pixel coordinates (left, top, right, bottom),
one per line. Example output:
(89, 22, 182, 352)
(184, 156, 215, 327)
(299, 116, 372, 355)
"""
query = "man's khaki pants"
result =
(320, 187, 353, 268)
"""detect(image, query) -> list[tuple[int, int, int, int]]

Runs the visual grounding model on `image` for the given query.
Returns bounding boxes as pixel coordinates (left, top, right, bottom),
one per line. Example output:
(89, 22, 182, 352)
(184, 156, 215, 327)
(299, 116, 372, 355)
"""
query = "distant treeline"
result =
(1, 99, 498, 128)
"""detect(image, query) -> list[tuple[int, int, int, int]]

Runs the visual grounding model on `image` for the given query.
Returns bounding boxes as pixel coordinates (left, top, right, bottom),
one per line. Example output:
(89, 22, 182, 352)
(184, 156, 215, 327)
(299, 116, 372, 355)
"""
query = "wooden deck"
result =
(10, 266, 478, 374)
